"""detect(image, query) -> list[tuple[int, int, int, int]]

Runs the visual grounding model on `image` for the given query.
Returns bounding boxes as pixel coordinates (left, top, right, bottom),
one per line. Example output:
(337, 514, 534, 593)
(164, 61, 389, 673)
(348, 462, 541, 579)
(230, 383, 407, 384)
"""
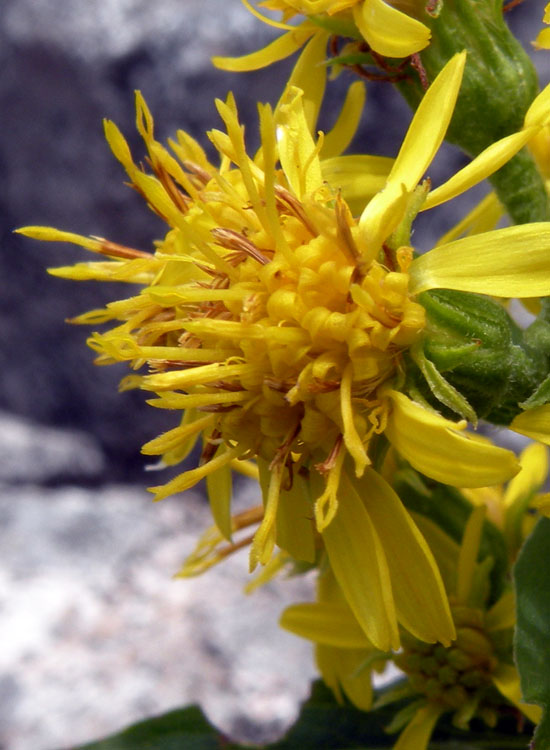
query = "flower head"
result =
(533, 2, 550, 51)
(19, 53, 550, 653)
(282, 499, 542, 749)
(213, 0, 431, 74)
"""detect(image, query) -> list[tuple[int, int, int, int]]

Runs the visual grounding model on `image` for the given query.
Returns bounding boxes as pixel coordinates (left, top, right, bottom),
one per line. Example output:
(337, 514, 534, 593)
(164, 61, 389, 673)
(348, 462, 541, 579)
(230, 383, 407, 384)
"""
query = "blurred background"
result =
(1, 1, 548, 748)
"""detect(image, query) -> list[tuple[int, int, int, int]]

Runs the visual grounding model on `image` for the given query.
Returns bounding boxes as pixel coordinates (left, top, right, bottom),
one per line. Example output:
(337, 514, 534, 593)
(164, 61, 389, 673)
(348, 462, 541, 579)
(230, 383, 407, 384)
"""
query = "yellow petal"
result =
(423, 129, 536, 211)
(533, 27, 550, 50)
(16, 226, 101, 253)
(385, 391, 520, 487)
(277, 31, 329, 133)
(456, 505, 485, 605)
(492, 663, 542, 725)
(411, 512, 460, 594)
(250, 462, 284, 570)
(434, 192, 503, 247)
(276, 473, 316, 562)
(409, 223, 550, 297)
(316, 644, 373, 711)
(341, 362, 369, 476)
(212, 25, 315, 71)
(319, 470, 399, 651)
(358, 181, 410, 262)
(280, 602, 371, 648)
(277, 85, 324, 198)
(511, 404, 550, 444)
(239, 0, 295, 30)
(352, 0, 430, 58)
(485, 590, 515, 632)
(386, 52, 466, 195)
(359, 53, 466, 252)
(394, 702, 443, 750)
(321, 82, 366, 160)
(504, 442, 548, 509)
(524, 81, 550, 128)
(149, 446, 241, 501)
(206, 453, 233, 541)
(357, 468, 455, 645)
(321, 154, 393, 214)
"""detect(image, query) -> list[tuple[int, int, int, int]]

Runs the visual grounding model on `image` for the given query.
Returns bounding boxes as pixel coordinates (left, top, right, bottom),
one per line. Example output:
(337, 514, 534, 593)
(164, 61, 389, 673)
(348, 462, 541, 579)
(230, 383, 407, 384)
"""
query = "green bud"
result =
(443, 684, 469, 709)
(438, 664, 459, 685)
(450, 604, 484, 630)
(425, 677, 443, 699)
(433, 644, 449, 664)
(459, 669, 487, 688)
(409, 289, 550, 425)
(454, 627, 493, 662)
(409, 673, 429, 692)
(421, 656, 440, 677)
(479, 705, 498, 728)
(447, 647, 476, 671)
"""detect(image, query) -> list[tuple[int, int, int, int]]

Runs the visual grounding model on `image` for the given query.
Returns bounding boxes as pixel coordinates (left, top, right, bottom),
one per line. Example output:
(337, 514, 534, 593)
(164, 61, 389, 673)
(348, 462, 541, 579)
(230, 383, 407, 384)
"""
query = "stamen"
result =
(274, 184, 318, 236)
(182, 160, 213, 186)
(211, 227, 270, 265)
(335, 194, 361, 266)
(90, 237, 152, 260)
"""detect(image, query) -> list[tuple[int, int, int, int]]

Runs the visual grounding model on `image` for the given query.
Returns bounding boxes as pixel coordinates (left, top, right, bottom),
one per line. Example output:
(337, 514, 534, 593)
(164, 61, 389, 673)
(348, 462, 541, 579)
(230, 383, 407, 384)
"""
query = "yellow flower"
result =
(19, 53, 550, 652)
(212, 0, 431, 74)
(461, 441, 549, 559)
(533, 2, 550, 50)
(282, 504, 541, 748)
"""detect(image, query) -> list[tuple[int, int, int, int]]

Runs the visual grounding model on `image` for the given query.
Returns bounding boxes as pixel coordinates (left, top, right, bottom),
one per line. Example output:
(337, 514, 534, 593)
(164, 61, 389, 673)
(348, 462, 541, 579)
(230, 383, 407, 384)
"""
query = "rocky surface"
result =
(0, 412, 317, 750)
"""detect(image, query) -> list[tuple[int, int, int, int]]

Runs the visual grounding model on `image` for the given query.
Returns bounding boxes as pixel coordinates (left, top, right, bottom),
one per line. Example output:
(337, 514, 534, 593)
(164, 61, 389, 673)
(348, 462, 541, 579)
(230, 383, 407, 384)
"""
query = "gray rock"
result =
(0, 411, 105, 484)
(0, 479, 316, 750)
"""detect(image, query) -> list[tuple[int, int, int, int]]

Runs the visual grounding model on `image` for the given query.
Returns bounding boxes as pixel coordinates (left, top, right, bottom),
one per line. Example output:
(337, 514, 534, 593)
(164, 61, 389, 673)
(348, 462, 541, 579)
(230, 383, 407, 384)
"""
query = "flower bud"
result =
(410, 289, 550, 425)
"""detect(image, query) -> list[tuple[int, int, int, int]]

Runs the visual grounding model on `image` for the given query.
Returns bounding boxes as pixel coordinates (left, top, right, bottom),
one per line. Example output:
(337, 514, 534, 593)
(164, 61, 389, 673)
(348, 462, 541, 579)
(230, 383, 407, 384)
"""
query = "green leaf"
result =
(75, 705, 237, 750)
(268, 680, 393, 749)
(72, 681, 536, 750)
(514, 517, 550, 749)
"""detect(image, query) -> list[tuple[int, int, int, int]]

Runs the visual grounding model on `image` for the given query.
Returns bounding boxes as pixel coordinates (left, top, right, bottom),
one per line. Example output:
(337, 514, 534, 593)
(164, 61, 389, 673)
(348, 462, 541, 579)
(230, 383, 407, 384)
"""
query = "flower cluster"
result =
(282, 445, 548, 747)
(213, 0, 432, 74)
(19, 4, 550, 747)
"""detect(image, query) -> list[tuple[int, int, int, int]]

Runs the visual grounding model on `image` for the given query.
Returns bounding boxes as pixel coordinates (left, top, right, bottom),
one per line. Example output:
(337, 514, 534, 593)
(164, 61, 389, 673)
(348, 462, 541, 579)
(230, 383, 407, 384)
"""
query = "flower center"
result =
(395, 603, 501, 724)
(178, 193, 424, 471)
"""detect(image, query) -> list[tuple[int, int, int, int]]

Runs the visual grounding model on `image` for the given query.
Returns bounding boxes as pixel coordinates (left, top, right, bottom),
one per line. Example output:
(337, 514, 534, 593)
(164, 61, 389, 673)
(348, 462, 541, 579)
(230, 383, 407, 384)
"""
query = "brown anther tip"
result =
(315, 435, 343, 475)
(211, 228, 270, 265)
(91, 237, 152, 260)
(182, 160, 213, 185)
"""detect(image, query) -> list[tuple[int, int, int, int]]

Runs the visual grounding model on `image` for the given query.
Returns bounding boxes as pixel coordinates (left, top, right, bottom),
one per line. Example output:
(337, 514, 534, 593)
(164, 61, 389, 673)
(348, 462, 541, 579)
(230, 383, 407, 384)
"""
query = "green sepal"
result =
(410, 290, 550, 426)
(409, 343, 477, 424)
(514, 517, 550, 749)
(520, 373, 550, 411)
(325, 52, 374, 68)
(309, 13, 361, 39)
(393, 467, 508, 605)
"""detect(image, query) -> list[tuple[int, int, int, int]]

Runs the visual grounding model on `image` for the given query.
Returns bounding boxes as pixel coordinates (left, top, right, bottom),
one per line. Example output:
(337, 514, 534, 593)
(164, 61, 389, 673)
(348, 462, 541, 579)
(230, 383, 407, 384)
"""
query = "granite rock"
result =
(0, 477, 317, 750)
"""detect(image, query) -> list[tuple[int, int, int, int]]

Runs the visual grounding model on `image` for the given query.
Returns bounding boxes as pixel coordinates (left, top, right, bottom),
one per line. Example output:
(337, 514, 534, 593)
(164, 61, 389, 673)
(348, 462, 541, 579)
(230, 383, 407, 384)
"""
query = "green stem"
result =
(395, 0, 547, 225)
(489, 148, 550, 224)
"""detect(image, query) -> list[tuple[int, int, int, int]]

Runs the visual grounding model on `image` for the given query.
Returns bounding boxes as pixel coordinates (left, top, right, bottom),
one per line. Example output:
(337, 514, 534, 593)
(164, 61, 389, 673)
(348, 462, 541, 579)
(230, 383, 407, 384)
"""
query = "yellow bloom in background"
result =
(533, 2, 550, 50)
(461, 441, 549, 560)
(19, 53, 550, 653)
(282, 503, 541, 748)
(213, 0, 431, 74)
